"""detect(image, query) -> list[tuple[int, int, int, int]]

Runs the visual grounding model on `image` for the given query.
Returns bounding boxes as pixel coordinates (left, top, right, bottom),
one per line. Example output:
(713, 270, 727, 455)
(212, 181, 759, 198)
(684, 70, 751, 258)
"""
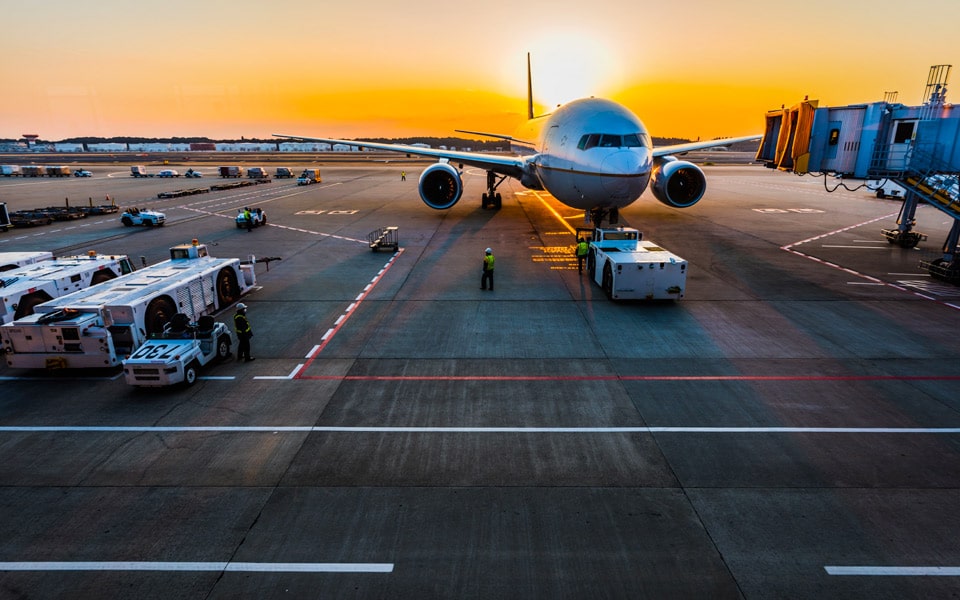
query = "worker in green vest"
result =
(575, 238, 589, 273)
(234, 303, 254, 362)
(481, 247, 495, 291)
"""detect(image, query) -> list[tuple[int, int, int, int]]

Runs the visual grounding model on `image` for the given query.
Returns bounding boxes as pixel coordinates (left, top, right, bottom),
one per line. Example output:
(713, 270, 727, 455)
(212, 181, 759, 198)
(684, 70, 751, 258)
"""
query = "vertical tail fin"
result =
(527, 52, 534, 120)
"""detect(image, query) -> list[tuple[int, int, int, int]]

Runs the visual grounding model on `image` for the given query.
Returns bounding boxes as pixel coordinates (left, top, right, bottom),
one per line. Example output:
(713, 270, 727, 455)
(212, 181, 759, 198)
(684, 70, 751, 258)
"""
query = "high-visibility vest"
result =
(234, 313, 251, 334)
(484, 254, 495, 270)
(576, 241, 589, 256)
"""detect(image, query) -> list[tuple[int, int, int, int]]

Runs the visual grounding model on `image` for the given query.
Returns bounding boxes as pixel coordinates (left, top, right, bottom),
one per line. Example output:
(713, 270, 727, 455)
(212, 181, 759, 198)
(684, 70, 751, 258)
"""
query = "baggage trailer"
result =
(1, 240, 256, 369)
(583, 227, 687, 301)
(0, 252, 134, 325)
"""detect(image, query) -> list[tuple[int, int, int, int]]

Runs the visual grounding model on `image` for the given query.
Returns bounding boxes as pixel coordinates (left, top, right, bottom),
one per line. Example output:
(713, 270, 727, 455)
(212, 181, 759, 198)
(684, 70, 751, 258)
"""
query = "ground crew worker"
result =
(401, 171, 406, 181)
(244, 207, 253, 232)
(481, 247, 495, 291)
(575, 237, 589, 273)
(234, 302, 254, 362)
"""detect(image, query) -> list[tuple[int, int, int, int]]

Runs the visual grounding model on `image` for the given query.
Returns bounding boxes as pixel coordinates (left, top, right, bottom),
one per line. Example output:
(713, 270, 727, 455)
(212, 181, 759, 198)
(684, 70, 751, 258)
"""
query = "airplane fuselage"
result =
(511, 98, 655, 211)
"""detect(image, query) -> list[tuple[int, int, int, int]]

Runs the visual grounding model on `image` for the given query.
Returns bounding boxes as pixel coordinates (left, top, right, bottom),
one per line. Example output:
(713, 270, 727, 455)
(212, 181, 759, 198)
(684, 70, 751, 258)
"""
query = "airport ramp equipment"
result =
(367, 226, 399, 252)
(757, 65, 960, 281)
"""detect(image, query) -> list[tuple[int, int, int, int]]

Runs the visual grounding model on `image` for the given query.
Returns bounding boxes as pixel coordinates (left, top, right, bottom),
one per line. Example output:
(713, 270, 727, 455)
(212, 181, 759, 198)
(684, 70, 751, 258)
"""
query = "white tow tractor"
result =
(122, 313, 232, 387)
(120, 207, 166, 227)
(581, 226, 687, 301)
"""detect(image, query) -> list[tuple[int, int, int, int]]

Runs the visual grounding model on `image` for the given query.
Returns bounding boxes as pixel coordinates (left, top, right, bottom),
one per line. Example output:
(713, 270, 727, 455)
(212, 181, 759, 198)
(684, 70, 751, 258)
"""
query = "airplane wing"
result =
(273, 134, 528, 179)
(652, 134, 761, 158)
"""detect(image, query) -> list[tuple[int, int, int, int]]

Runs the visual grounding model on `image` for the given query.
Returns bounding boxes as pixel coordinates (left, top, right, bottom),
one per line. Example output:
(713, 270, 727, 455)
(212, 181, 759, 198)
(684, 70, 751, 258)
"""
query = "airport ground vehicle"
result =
(0, 203, 10, 233)
(275, 167, 294, 178)
(868, 179, 906, 199)
(1, 165, 22, 177)
(219, 166, 244, 178)
(130, 166, 152, 177)
(120, 207, 165, 227)
(582, 227, 687, 300)
(248, 167, 270, 179)
(0, 252, 134, 325)
(122, 313, 232, 387)
(73, 169, 92, 177)
(0, 251, 53, 271)
(1, 240, 255, 369)
(157, 169, 179, 178)
(46, 166, 71, 177)
(184, 168, 202, 178)
(236, 207, 266, 228)
(297, 168, 322, 185)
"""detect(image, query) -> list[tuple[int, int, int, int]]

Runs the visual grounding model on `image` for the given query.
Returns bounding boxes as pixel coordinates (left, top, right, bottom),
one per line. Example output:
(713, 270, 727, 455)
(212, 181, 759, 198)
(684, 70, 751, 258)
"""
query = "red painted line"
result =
(296, 374, 960, 382)
(294, 249, 403, 378)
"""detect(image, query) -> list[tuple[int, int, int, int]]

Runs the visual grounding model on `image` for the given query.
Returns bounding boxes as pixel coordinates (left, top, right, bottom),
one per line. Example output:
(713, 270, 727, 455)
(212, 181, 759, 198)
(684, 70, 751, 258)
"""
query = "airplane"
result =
(275, 54, 759, 225)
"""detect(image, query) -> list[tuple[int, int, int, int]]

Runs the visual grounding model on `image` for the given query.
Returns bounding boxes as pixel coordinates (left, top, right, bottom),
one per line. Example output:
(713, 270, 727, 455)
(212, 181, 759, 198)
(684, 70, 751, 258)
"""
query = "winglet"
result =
(527, 52, 534, 120)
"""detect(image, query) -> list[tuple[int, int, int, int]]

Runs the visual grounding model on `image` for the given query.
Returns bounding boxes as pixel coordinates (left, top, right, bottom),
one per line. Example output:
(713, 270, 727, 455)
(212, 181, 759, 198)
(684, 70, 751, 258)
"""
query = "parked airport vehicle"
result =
(0, 251, 53, 271)
(0, 252, 134, 325)
(73, 169, 92, 177)
(275, 167, 294, 178)
(120, 207, 166, 227)
(130, 165, 152, 177)
(236, 207, 266, 228)
(157, 169, 179, 178)
(46, 166, 71, 177)
(219, 166, 245, 178)
(0, 165, 21, 177)
(582, 227, 687, 300)
(248, 167, 270, 179)
(184, 168, 202, 178)
(1, 240, 255, 369)
(21, 166, 44, 177)
(868, 179, 906, 199)
(122, 313, 232, 387)
(297, 168, 322, 185)
(0, 203, 10, 233)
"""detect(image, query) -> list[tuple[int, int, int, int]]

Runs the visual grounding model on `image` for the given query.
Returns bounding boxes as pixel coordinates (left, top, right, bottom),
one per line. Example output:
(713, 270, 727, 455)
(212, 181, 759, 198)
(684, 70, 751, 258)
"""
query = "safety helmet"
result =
(236, 302, 247, 311)
(485, 248, 492, 254)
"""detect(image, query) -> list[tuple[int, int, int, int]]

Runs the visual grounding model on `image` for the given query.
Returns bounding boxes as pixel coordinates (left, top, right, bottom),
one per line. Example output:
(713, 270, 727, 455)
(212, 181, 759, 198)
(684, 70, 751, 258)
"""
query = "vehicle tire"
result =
(121, 216, 133, 227)
(216, 334, 231, 361)
(876, 190, 885, 199)
(260, 214, 266, 225)
(90, 270, 116, 285)
(216, 267, 240, 306)
(495, 193, 502, 209)
(145, 219, 153, 227)
(14, 291, 53, 320)
(587, 249, 596, 279)
(144, 296, 176, 336)
(602, 263, 613, 300)
(184, 362, 199, 386)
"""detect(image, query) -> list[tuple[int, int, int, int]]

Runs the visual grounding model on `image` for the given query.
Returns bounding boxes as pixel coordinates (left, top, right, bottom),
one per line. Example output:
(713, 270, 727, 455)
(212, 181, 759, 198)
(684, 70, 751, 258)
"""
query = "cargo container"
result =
(219, 166, 245, 178)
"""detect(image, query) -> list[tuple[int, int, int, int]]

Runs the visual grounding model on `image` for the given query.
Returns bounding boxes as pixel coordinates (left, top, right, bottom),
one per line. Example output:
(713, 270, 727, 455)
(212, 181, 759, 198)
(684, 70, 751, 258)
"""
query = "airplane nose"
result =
(600, 150, 652, 201)
(601, 149, 651, 176)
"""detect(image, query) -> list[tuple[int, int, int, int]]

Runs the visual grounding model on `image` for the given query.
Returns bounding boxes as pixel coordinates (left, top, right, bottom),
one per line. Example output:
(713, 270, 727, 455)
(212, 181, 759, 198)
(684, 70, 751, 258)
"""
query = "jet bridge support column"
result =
(920, 219, 960, 282)
(881, 190, 928, 249)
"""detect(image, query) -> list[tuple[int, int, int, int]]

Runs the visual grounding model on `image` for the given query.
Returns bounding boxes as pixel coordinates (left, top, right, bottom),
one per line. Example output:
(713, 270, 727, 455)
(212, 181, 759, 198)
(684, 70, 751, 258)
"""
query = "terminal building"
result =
(757, 65, 960, 282)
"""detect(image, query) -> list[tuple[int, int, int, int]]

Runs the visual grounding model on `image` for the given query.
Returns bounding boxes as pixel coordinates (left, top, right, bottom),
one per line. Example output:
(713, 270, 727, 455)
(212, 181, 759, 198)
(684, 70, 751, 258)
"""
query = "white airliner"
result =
(276, 55, 759, 224)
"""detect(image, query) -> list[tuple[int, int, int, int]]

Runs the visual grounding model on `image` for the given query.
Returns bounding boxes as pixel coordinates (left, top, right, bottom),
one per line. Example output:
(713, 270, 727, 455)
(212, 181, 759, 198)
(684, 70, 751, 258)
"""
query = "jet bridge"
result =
(757, 65, 960, 282)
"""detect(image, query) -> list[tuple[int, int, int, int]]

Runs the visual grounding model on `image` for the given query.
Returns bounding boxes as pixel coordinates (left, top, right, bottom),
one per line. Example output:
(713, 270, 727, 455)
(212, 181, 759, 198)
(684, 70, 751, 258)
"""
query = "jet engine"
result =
(418, 163, 463, 210)
(650, 158, 707, 208)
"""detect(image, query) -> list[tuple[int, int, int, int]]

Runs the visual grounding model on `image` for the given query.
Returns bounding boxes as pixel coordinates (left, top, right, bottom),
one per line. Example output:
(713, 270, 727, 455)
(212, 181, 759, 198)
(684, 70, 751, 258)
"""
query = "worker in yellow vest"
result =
(481, 247, 495, 291)
(575, 238, 589, 273)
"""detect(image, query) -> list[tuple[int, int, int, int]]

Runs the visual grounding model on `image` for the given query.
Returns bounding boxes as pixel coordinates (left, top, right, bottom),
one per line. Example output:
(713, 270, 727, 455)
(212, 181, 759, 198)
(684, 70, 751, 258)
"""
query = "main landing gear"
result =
(482, 170, 505, 209)
(588, 206, 619, 226)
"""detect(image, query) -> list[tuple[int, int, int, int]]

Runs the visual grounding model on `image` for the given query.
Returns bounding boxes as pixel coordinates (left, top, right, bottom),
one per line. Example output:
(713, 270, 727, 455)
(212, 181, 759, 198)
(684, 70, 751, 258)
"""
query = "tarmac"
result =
(0, 160, 958, 598)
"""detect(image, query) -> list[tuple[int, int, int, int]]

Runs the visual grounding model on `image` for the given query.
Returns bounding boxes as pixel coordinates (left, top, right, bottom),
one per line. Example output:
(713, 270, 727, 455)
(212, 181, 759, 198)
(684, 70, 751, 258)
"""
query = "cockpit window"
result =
(578, 133, 648, 150)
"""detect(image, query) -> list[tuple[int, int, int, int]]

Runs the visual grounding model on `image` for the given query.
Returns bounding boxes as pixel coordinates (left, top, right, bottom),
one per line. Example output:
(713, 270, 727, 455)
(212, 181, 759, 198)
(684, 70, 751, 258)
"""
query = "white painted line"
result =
(321, 328, 334, 341)
(198, 376, 235, 381)
(346, 303, 356, 313)
(847, 282, 886, 286)
(252, 364, 302, 380)
(0, 561, 393, 573)
(334, 315, 345, 325)
(306, 344, 321, 358)
(355, 293, 364, 301)
(1, 426, 958, 434)
(826, 566, 960, 576)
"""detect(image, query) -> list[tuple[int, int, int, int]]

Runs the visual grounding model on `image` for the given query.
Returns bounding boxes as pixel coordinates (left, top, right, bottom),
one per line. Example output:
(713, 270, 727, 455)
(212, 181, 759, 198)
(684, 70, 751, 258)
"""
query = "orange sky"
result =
(2, 0, 958, 141)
